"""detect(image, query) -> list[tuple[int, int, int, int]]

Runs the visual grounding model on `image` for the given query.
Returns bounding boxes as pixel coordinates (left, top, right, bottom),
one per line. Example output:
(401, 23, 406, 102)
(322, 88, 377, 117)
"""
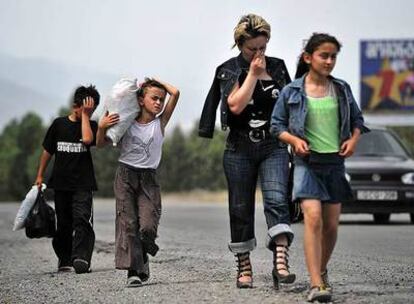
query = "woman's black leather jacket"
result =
(199, 53, 291, 138)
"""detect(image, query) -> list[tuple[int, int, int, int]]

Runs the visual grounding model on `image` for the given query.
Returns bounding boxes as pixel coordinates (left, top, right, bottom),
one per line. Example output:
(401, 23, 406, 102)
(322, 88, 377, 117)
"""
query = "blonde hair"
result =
(233, 14, 271, 48)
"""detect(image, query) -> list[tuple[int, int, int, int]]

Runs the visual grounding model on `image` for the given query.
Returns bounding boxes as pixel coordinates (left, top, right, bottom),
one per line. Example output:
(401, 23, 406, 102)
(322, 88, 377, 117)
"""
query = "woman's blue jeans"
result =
(223, 133, 294, 253)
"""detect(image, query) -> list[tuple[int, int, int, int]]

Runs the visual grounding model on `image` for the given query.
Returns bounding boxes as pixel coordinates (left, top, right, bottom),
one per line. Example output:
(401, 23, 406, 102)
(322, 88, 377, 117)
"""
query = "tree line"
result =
(0, 112, 227, 201)
(1, 111, 414, 201)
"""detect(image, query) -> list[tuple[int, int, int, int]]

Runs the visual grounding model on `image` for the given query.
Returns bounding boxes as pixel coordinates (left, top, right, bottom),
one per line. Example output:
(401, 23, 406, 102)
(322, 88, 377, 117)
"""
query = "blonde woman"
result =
(199, 14, 295, 289)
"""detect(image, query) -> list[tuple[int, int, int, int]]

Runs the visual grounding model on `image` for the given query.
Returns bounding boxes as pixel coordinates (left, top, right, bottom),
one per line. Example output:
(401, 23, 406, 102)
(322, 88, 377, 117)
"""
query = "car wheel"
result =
(373, 213, 390, 224)
(410, 213, 414, 224)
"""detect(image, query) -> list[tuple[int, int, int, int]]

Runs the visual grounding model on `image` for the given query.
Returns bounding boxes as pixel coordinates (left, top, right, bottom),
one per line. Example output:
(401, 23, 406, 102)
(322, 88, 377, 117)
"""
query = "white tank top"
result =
(118, 118, 164, 169)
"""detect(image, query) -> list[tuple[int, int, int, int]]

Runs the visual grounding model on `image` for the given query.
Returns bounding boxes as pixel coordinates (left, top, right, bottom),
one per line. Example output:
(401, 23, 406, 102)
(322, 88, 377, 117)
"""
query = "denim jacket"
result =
(199, 53, 291, 138)
(270, 74, 369, 143)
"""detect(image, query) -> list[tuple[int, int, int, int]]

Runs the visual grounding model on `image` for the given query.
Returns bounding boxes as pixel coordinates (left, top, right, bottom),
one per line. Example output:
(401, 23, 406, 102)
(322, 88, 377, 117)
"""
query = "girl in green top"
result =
(271, 33, 369, 302)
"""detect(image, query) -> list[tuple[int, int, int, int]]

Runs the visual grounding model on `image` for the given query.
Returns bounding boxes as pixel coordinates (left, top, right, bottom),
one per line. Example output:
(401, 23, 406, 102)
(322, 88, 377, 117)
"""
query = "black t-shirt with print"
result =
(43, 116, 98, 191)
(227, 71, 281, 133)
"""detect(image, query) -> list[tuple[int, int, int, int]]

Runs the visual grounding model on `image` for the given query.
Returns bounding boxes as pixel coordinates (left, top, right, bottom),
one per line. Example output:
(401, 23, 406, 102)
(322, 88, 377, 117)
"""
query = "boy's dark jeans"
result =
(223, 134, 294, 253)
(53, 190, 95, 266)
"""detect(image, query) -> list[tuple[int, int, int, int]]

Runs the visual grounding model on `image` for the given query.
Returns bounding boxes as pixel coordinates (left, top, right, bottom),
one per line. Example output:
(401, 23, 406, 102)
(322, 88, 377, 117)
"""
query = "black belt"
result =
(231, 129, 271, 143)
(298, 151, 344, 165)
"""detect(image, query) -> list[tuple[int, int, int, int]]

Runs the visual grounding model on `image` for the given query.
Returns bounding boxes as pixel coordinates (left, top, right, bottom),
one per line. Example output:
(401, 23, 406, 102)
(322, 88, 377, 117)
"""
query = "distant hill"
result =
(0, 77, 60, 128)
(0, 52, 199, 133)
(0, 52, 118, 131)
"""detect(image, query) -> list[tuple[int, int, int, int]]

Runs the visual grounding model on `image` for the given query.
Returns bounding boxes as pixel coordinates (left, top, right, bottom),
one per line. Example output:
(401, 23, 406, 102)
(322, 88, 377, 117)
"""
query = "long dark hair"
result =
(295, 33, 342, 79)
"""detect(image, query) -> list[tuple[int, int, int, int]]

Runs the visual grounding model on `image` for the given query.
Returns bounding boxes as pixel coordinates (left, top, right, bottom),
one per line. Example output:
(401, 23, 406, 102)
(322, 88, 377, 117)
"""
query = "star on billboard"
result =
(360, 40, 414, 112)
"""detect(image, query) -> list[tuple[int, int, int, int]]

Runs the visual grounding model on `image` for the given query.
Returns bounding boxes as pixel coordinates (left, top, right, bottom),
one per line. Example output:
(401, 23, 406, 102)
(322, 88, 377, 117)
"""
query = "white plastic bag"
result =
(13, 184, 46, 231)
(92, 78, 140, 145)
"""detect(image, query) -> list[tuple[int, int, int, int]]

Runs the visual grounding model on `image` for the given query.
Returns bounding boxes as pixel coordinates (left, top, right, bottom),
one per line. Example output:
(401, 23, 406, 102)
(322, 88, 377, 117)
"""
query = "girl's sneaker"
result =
(321, 269, 332, 291)
(307, 285, 332, 302)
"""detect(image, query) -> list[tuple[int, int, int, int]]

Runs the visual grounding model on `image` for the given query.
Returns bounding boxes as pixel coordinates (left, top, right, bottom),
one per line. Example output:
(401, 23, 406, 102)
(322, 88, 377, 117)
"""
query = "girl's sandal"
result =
(236, 252, 253, 288)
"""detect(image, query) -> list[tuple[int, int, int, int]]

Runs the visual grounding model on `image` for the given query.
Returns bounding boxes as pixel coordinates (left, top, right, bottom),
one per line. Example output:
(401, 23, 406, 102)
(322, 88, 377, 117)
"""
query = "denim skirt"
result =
(292, 152, 353, 204)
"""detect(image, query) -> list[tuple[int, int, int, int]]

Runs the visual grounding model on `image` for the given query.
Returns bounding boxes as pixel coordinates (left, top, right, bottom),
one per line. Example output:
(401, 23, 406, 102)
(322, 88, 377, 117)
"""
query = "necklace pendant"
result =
(272, 88, 280, 99)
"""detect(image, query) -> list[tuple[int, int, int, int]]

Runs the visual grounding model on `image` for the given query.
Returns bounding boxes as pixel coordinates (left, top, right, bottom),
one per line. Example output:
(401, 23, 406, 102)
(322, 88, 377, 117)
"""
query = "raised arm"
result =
(81, 97, 96, 145)
(227, 51, 265, 114)
(157, 79, 180, 132)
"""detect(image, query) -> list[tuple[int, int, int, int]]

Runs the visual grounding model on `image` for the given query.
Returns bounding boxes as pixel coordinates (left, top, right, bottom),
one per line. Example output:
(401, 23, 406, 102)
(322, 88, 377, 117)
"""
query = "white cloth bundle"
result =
(92, 78, 140, 145)
(13, 184, 46, 231)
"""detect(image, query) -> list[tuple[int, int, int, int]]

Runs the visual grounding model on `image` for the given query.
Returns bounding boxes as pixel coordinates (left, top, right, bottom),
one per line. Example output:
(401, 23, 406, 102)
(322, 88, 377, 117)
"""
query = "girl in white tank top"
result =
(118, 117, 164, 169)
(96, 78, 179, 287)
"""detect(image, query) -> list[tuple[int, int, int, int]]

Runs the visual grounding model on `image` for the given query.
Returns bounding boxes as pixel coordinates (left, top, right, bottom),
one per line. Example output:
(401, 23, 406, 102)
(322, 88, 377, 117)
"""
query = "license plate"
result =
(357, 190, 398, 200)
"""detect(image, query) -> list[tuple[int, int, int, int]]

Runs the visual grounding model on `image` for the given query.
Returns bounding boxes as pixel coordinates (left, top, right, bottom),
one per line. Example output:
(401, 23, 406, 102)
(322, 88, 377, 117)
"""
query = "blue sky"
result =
(1, 0, 413, 131)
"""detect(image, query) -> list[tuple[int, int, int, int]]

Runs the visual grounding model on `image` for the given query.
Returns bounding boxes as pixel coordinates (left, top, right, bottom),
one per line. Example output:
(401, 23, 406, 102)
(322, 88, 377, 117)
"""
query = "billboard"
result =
(360, 40, 414, 112)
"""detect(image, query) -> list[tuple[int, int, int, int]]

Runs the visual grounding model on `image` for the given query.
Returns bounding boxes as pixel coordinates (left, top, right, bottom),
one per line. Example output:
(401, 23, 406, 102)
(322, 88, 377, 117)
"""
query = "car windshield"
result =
(354, 129, 409, 158)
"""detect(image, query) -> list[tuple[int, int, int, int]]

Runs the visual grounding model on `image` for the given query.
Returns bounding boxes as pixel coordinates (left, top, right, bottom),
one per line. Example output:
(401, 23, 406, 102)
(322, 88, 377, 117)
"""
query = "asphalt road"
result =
(1, 198, 413, 303)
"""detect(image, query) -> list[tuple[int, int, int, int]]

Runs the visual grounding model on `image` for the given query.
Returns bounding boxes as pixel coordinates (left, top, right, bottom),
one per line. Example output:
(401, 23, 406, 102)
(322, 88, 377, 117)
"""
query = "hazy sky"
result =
(1, 0, 413, 131)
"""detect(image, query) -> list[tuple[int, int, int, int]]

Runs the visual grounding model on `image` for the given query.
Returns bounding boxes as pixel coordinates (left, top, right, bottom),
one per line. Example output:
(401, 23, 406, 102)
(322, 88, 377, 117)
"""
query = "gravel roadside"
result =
(1, 198, 413, 303)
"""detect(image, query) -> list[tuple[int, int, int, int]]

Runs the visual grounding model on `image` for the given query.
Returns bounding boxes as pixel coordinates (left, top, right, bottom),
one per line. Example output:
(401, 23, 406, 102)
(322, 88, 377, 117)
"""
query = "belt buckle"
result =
(248, 129, 265, 143)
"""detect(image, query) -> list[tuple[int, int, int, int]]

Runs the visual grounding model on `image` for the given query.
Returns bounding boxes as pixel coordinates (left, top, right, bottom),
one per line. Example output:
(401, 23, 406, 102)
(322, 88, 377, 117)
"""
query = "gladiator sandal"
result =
(236, 252, 253, 288)
(272, 244, 296, 289)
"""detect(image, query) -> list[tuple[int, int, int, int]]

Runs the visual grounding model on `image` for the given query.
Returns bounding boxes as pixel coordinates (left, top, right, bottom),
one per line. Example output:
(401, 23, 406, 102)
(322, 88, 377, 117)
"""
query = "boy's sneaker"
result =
(58, 266, 72, 272)
(127, 270, 142, 288)
(139, 259, 150, 282)
(126, 276, 142, 288)
(73, 258, 90, 274)
(321, 269, 332, 291)
(58, 259, 72, 272)
(307, 285, 332, 303)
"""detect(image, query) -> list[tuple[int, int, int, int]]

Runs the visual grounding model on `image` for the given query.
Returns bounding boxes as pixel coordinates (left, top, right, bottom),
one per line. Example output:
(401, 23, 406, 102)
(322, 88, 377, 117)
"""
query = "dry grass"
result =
(162, 190, 227, 204)
(162, 189, 264, 204)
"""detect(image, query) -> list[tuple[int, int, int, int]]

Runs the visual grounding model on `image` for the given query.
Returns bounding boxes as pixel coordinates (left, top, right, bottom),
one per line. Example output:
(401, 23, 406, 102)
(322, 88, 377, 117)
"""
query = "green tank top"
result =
(305, 93, 340, 153)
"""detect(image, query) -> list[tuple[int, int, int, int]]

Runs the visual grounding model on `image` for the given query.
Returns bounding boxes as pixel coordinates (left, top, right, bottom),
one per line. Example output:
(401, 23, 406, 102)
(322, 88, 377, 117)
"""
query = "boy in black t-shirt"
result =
(34, 85, 100, 274)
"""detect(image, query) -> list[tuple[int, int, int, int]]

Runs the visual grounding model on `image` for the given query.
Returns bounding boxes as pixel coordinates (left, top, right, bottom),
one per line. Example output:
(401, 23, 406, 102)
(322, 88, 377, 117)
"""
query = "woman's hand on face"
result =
(249, 51, 266, 77)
